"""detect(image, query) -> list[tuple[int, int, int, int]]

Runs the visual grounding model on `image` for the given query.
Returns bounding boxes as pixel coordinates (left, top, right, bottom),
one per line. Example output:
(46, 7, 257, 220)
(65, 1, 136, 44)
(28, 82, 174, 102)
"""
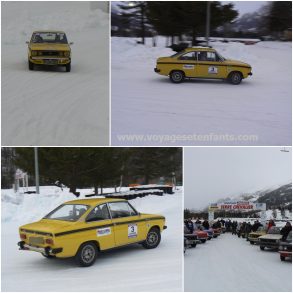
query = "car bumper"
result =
(258, 242, 279, 248)
(163, 225, 167, 230)
(248, 72, 253, 76)
(18, 241, 63, 255)
(30, 57, 70, 65)
(154, 67, 160, 73)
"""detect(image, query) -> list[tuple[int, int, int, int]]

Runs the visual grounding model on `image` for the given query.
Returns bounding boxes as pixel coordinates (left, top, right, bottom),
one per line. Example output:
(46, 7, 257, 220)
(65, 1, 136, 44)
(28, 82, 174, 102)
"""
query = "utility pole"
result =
(206, 1, 211, 47)
(34, 147, 40, 194)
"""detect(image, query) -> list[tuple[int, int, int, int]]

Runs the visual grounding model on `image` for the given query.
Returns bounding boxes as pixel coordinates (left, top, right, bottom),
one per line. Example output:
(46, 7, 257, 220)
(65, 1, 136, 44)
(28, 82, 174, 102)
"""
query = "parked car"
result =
(258, 227, 282, 251)
(154, 47, 252, 84)
(279, 232, 292, 261)
(26, 31, 72, 72)
(248, 227, 267, 245)
(194, 229, 209, 243)
(184, 226, 200, 248)
(194, 224, 214, 240)
(212, 227, 221, 238)
(18, 198, 166, 266)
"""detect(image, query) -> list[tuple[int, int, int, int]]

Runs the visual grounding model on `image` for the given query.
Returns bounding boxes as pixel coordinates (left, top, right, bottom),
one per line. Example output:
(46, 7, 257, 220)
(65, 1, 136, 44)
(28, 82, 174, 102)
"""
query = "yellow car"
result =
(26, 31, 72, 72)
(18, 198, 166, 267)
(248, 227, 267, 244)
(154, 47, 252, 84)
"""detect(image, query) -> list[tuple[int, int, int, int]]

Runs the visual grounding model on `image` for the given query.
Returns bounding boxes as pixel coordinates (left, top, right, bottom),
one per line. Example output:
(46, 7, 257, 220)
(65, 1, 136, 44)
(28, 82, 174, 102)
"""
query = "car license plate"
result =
(29, 236, 44, 245)
(44, 59, 57, 65)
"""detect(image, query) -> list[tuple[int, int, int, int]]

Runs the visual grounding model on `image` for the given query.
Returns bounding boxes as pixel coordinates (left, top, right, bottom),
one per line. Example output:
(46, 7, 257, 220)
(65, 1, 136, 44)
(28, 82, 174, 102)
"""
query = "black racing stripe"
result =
(21, 229, 53, 237)
(55, 217, 165, 237)
(157, 62, 251, 69)
(55, 224, 114, 237)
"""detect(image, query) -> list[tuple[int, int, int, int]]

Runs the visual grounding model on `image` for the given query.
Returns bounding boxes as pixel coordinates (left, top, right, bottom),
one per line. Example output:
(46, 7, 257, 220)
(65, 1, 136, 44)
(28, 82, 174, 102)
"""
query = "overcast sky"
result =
(184, 147, 292, 210)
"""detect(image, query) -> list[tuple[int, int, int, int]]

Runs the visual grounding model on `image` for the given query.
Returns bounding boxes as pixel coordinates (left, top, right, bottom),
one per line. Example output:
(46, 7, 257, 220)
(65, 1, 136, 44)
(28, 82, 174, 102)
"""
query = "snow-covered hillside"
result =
(1, 186, 182, 291)
(111, 37, 291, 146)
(2, 2, 109, 146)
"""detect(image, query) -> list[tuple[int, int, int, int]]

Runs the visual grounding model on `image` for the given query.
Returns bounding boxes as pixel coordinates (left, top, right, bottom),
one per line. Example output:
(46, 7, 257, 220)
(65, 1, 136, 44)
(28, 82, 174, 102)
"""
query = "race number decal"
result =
(128, 224, 138, 238)
(97, 227, 111, 237)
(183, 64, 195, 69)
(208, 66, 218, 74)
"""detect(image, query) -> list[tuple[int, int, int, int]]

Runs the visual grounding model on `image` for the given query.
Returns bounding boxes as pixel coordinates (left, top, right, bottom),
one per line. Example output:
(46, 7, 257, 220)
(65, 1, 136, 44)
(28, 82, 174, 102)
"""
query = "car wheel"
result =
(41, 253, 56, 258)
(75, 242, 98, 267)
(66, 63, 71, 72)
(260, 246, 265, 251)
(280, 255, 285, 261)
(191, 243, 197, 248)
(142, 227, 161, 249)
(169, 71, 184, 83)
(29, 60, 34, 70)
(229, 72, 242, 85)
(200, 239, 206, 244)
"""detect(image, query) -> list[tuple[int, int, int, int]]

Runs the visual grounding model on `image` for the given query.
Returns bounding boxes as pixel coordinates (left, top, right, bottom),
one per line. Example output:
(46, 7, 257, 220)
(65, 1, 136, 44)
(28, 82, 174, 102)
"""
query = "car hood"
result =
(259, 234, 282, 240)
(223, 59, 251, 68)
(20, 219, 76, 234)
(29, 43, 70, 51)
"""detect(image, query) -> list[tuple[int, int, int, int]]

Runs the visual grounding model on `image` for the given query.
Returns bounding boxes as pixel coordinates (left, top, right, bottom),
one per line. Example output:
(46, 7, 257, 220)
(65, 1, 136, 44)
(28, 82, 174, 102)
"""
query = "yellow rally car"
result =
(248, 226, 267, 244)
(154, 47, 252, 84)
(18, 198, 166, 267)
(26, 31, 72, 72)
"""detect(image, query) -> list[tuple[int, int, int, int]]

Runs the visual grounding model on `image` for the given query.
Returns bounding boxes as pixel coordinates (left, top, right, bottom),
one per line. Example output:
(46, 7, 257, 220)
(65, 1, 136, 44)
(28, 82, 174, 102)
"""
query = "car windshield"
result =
(171, 51, 185, 58)
(31, 32, 68, 44)
(268, 227, 280, 234)
(216, 51, 226, 61)
(44, 204, 90, 222)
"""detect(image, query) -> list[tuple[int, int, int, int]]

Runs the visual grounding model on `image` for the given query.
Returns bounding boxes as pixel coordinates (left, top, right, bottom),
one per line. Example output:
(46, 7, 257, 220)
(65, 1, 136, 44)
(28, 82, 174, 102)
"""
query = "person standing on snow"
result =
(280, 222, 292, 241)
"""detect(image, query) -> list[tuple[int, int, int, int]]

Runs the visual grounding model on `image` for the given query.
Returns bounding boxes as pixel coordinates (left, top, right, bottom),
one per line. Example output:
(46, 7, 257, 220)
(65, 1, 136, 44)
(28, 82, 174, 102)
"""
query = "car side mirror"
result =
(69, 42, 74, 45)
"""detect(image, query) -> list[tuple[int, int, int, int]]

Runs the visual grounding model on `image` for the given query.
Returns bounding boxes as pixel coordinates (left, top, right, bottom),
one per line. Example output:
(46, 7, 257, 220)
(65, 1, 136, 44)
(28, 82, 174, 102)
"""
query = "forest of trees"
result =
(112, 1, 292, 43)
(1, 147, 182, 196)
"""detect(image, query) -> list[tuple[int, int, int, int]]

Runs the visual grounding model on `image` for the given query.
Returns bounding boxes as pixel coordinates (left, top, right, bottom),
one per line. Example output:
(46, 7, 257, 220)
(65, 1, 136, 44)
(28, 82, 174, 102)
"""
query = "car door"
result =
(108, 201, 146, 247)
(196, 51, 227, 78)
(85, 203, 115, 250)
(177, 51, 197, 77)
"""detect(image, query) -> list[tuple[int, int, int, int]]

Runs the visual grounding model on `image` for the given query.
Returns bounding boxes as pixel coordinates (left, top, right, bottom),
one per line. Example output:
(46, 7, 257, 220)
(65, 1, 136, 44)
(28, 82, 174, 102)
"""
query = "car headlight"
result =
(279, 245, 284, 250)
(64, 51, 70, 57)
(31, 50, 37, 56)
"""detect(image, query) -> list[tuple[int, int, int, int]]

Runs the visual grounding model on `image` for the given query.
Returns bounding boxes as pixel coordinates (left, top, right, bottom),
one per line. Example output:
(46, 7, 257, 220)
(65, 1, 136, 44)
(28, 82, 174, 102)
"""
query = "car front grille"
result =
(261, 239, 277, 243)
(38, 51, 62, 57)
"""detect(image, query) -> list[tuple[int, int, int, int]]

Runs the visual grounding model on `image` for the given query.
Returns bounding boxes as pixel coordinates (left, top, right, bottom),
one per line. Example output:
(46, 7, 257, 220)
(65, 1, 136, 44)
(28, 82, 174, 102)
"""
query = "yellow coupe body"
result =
(18, 198, 166, 266)
(248, 227, 267, 244)
(154, 47, 252, 84)
(27, 30, 72, 72)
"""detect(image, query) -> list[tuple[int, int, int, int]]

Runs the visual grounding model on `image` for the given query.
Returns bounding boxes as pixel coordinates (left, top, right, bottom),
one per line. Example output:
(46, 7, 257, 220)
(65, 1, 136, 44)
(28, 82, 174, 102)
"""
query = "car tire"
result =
(29, 60, 34, 70)
(41, 253, 56, 259)
(142, 227, 161, 249)
(200, 239, 206, 244)
(65, 63, 71, 72)
(260, 246, 265, 251)
(75, 242, 98, 267)
(280, 255, 285, 261)
(229, 72, 242, 85)
(169, 70, 184, 83)
(190, 243, 197, 248)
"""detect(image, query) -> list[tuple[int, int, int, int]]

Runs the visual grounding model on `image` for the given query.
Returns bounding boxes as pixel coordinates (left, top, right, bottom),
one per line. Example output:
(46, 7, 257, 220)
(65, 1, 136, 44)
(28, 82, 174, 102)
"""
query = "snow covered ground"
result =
(1, 186, 182, 291)
(111, 37, 292, 146)
(185, 233, 292, 292)
(2, 2, 109, 146)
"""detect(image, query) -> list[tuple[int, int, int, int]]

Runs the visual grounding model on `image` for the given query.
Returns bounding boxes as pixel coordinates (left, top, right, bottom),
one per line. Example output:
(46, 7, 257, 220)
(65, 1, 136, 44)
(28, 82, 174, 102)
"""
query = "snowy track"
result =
(185, 233, 292, 292)
(1, 2, 109, 146)
(111, 38, 291, 146)
(1, 188, 182, 291)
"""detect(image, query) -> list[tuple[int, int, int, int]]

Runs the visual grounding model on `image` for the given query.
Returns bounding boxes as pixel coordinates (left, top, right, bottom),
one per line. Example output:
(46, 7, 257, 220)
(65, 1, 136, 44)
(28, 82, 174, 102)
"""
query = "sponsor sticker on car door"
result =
(128, 224, 138, 238)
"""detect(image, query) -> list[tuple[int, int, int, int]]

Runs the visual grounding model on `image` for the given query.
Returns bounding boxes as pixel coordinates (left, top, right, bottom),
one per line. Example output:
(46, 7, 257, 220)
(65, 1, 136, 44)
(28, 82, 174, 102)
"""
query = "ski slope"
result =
(111, 37, 292, 146)
(185, 233, 292, 292)
(2, 2, 109, 146)
(1, 186, 182, 291)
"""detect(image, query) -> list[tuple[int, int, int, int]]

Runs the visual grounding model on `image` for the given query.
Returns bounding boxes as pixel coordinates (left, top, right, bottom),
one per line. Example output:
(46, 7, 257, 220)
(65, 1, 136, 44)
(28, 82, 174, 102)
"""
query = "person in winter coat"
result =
(202, 220, 210, 230)
(232, 221, 238, 235)
(245, 222, 252, 239)
(185, 219, 194, 234)
(251, 220, 262, 232)
(280, 222, 292, 241)
(267, 219, 276, 232)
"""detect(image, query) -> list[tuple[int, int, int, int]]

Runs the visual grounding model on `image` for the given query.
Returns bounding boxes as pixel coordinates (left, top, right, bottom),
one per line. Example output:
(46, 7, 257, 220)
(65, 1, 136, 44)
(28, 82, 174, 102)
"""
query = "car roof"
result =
(63, 197, 126, 206)
(33, 30, 66, 33)
(184, 47, 215, 52)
